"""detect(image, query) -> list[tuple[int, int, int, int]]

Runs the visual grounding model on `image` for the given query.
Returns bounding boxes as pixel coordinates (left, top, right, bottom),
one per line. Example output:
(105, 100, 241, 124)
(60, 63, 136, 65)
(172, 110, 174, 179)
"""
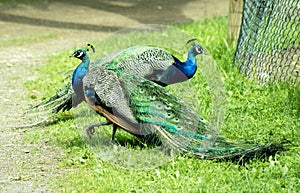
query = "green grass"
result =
(24, 17, 300, 192)
(0, 33, 59, 48)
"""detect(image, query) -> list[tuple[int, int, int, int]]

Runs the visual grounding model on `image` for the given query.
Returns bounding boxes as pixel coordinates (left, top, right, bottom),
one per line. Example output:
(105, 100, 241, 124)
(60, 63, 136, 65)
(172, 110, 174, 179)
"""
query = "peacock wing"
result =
(91, 46, 175, 81)
(82, 67, 142, 136)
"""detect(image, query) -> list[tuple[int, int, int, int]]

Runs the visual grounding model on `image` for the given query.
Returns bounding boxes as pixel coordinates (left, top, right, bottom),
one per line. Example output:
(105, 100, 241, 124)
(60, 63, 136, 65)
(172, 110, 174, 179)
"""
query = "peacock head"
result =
(70, 49, 87, 60)
(70, 44, 95, 60)
(186, 38, 207, 56)
(192, 44, 207, 56)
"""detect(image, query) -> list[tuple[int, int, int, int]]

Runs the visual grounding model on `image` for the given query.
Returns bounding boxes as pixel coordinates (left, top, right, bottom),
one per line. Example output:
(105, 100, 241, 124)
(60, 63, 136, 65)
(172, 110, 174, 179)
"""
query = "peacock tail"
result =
(82, 67, 282, 160)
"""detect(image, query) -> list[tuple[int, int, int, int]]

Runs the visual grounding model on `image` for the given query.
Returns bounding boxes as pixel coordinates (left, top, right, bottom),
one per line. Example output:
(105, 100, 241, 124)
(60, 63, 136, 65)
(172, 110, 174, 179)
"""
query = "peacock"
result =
(27, 39, 206, 124)
(77, 66, 282, 160)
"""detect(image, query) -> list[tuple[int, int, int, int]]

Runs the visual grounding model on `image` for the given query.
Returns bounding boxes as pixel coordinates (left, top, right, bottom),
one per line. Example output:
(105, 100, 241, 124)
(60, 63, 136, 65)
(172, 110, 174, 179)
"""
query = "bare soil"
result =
(0, 0, 229, 192)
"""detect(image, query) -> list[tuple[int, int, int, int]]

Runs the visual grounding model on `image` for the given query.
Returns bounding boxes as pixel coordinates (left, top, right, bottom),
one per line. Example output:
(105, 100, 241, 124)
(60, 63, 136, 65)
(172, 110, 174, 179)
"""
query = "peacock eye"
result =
(187, 108, 193, 112)
(185, 119, 192, 124)
(165, 105, 171, 110)
(166, 113, 172, 118)
(149, 95, 156, 100)
(139, 88, 144, 93)
(77, 51, 84, 58)
(156, 104, 163, 109)
(177, 125, 183, 130)
(196, 47, 202, 53)
(174, 117, 180, 122)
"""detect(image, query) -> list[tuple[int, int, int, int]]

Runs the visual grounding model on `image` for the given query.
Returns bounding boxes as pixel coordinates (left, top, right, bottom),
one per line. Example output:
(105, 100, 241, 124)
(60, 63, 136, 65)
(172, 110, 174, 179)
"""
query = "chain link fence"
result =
(234, 0, 300, 83)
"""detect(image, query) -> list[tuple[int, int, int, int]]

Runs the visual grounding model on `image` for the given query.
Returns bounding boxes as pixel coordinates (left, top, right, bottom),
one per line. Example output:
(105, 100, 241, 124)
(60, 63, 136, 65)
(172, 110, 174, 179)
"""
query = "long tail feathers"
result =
(19, 82, 75, 128)
(152, 124, 284, 162)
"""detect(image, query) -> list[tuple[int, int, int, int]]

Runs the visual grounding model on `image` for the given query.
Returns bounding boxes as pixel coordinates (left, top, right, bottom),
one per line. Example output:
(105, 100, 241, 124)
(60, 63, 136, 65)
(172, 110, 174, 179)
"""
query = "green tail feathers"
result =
(31, 82, 74, 113)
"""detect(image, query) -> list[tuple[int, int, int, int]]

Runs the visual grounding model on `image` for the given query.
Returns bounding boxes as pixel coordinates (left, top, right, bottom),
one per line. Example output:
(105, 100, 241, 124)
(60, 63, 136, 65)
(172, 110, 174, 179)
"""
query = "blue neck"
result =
(175, 49, 197, 78)
(72, 56, 90, 97)
(159, 49, 198, 86)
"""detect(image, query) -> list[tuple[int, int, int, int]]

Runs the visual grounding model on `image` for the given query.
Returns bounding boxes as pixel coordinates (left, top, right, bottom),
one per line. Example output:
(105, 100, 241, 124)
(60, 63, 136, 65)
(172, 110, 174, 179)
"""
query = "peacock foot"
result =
(110, 139, 118, 146)
(86, 125, 96, 138)
(85, 121, 112, 138)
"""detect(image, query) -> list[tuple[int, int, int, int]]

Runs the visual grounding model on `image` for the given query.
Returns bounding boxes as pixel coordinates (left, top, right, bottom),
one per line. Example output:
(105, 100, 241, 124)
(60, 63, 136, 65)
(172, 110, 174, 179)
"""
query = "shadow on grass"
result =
(0, 0, 196, 32)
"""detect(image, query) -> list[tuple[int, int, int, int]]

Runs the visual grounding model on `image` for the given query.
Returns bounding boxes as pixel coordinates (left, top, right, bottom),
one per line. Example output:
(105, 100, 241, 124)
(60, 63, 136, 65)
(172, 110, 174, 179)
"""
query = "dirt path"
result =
(0, 1, 229, 192)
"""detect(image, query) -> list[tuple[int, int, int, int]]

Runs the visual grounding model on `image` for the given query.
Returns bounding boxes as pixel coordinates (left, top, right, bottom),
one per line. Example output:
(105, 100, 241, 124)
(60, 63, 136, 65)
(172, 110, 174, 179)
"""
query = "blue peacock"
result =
(29, 39, 206, 120)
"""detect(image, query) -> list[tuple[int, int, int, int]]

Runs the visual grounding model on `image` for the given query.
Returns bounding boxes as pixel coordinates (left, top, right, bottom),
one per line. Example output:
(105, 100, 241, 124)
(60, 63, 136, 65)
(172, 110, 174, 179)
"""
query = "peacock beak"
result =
(198, 47, 208, 55)
(196, 47, 208, 55)
(202, 49, 208, 55)
(200, 47, 208, 55)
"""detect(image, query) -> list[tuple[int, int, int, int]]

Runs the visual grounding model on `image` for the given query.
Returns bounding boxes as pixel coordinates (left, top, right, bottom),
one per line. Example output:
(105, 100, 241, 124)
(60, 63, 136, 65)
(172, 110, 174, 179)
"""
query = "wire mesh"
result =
(235, 0, 300, 83)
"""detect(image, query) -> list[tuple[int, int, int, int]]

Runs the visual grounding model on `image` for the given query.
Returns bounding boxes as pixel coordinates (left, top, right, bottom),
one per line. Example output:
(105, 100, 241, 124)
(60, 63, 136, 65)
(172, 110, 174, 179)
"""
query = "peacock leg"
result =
(111, 124, 118, 144)
(86, 121, 112, 138)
